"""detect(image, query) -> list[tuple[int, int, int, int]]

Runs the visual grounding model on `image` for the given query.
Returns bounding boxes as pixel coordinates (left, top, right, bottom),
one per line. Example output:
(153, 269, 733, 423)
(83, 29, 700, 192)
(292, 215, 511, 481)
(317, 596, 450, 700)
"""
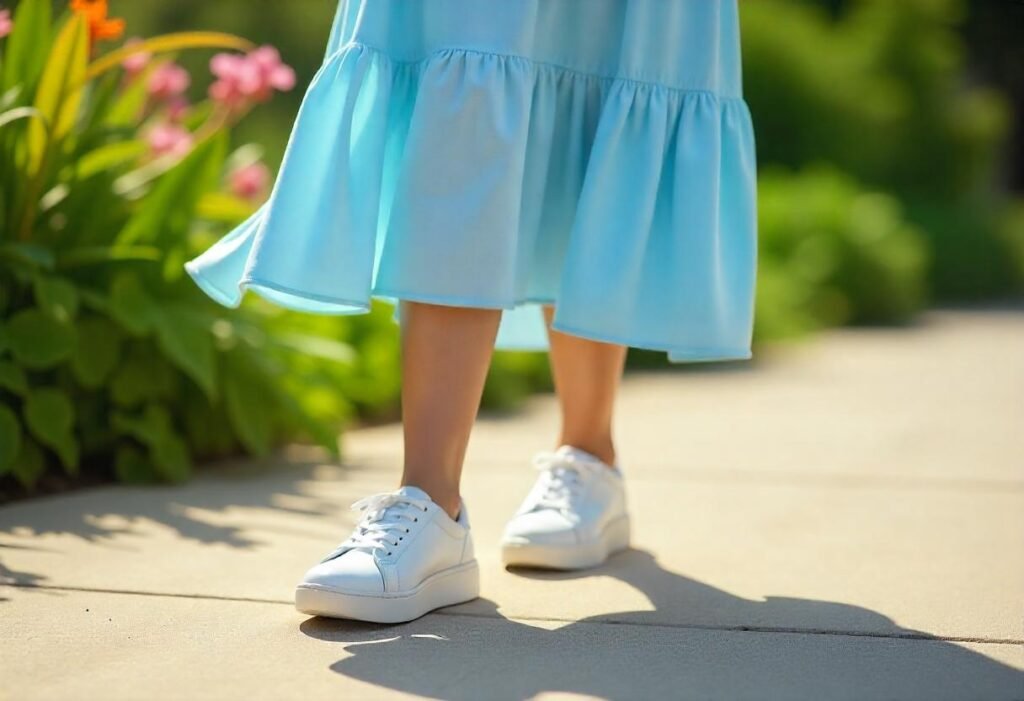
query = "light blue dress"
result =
(185, 0, 757, 362)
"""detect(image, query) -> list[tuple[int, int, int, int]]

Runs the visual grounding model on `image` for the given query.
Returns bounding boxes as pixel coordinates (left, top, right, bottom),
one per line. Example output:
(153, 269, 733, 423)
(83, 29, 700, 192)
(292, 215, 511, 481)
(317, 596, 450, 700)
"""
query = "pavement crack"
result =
(440, 609, 1024, 646)
(4, 582, 290, 606)
(6, 582, 1022, 647)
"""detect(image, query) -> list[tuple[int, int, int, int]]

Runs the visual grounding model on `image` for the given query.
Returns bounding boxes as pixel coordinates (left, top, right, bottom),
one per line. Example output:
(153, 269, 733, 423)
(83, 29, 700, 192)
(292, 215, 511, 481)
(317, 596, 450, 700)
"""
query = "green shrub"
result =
(907, 198, 1024, 301)
(741, 0, 1021, 300)
(483, 351, 552, 412)
(0, 1, 363, 488)
(754, 167, 930, 341)
(741, 0, 1010, 201)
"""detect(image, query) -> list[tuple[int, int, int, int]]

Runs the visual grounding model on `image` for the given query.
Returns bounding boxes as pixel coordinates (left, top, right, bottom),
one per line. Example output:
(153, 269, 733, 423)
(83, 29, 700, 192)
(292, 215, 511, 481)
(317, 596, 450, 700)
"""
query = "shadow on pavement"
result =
(300, 549, 1024, 701)
(0, 457, 347, 592)
(0, 545, 49, 599)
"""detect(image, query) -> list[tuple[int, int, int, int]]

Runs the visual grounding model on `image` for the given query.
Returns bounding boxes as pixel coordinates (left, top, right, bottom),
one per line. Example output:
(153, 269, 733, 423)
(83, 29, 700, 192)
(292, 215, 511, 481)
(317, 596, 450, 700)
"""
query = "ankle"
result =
(556, 437, 617, 467)
(437, 498, 462, 522)
(399, 479, 461, 521)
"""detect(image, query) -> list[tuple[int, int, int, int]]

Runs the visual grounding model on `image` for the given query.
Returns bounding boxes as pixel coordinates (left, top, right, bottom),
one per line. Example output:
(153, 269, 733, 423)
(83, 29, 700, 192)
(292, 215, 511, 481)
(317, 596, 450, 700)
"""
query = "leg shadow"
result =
(300, 549, 1023, 700)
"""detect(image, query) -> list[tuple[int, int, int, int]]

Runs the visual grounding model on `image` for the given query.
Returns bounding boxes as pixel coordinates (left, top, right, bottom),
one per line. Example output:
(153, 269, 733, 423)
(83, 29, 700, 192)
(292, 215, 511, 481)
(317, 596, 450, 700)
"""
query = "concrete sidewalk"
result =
(2, 308, 1022, 700)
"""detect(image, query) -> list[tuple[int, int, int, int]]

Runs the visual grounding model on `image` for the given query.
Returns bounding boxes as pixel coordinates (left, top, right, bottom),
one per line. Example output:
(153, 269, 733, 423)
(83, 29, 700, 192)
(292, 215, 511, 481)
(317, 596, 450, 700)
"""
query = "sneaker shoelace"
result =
(531, 450, 601, 512)
(338, 492, 432, 558)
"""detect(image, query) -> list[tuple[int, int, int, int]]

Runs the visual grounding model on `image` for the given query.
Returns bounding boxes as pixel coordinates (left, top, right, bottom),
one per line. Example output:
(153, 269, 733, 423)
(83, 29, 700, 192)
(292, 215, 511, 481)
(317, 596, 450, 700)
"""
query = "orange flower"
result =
(70, 0, 125, 44)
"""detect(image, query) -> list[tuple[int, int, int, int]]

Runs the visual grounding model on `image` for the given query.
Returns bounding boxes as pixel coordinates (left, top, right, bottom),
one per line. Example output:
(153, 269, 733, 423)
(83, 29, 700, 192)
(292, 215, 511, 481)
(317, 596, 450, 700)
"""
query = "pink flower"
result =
(166, 96, 189, 122)
(146, 122, 193, 158)
(249, 46, 296, 92)
(148, 62, 190, 101)
(121, 37, 151, 77)
(208, 53, 248, 110)
(208, 45, 295, 111)
(0, 8, 13, 39)
(229, 161, 271, 201)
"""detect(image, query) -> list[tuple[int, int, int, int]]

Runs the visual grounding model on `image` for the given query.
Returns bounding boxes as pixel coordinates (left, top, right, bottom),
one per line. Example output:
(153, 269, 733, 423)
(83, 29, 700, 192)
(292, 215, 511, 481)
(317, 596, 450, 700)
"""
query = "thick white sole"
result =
(295, 559, 480, 624)
(499, 514, 631, 570)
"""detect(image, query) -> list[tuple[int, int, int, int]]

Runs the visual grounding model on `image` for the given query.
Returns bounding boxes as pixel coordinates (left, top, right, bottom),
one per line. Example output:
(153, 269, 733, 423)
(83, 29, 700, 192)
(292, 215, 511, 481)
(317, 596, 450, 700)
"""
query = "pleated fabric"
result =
(185, 0, 758, 362)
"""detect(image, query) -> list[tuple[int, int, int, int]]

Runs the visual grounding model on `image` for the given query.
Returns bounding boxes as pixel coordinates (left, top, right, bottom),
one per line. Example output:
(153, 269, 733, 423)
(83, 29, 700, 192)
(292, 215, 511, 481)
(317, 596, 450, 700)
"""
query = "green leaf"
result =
(77, 288, 111, 313)
(0, 361, 29, 396)
(117, 132, 228, 248)
(105, 59, 169, 127)
(0, 86, 22, 110)
(75, 140, 147, 179)
(280, 390, 342, 458)
(28, 13, 89, 172)
(273, 333, 356, 364)
(71, 317, 122, 388)
(75, 69, 119, 135)
(0, 105, 50, 131)
(57, 245, 162, 270)
(1, 0, 52, 94)
(0, 242, 56, 270)
(25, 387, 78, 474)
(12, 439, 46, 489)
(153, 304, 217, 399)
(108, 274, 159, 335)
(0, 405, 22, 475)
(196, 192, 258, 223)
(114, 446, 156, 484)
(223, 355, 274, 457)
(33, 275, 80, 321)
(110, 347, 175, 406)
(179, 100, 214, 131)
(113, 405, 191, 482)
(181, 390, 236, 456)
(6, 308, 76, 369)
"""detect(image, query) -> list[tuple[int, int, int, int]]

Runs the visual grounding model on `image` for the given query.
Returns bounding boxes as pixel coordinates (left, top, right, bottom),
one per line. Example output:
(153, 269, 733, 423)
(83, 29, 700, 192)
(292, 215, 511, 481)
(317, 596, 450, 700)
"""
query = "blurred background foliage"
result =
(0, 0, 1020, 495)
(742, 0, 1023, 308)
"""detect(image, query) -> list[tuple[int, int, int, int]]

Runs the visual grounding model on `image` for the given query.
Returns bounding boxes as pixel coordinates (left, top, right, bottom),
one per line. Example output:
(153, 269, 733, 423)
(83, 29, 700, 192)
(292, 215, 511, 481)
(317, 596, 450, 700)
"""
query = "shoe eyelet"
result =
(414, 517, 418, 522)
(387, 551, 392, 556)
(405, 528, 410, 532)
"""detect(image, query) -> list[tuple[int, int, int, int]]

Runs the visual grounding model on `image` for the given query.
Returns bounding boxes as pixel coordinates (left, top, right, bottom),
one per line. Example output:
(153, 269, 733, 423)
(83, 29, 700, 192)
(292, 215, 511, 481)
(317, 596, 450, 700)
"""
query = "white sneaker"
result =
(500, 445, 631, 570)
(295, 485, 479, 623)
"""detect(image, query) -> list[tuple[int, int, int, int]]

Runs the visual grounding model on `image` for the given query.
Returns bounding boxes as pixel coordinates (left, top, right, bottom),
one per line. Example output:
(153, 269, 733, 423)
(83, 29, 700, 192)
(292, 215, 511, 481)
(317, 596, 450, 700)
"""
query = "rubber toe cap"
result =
(299, 550, 385, 594)
(502, 510, 577, 546)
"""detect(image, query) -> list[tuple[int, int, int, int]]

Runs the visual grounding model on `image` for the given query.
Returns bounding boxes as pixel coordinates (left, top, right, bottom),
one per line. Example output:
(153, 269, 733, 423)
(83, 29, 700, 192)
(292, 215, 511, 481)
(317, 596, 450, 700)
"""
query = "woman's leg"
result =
(498, 306, 630, 568)
(399, 300, 502, 520)
(543, 306, 628, 466)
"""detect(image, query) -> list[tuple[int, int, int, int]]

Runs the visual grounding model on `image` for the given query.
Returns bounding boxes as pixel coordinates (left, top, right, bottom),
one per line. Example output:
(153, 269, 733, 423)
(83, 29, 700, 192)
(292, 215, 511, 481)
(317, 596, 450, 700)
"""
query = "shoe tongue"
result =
(394, 485, 432, 502)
